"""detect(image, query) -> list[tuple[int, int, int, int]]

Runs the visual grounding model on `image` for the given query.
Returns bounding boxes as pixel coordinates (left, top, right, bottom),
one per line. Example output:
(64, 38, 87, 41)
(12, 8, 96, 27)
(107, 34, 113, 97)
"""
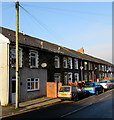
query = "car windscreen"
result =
(59, 87, 70, 92)
(84, 83, 95, 87)
(99, 81, 107, 83)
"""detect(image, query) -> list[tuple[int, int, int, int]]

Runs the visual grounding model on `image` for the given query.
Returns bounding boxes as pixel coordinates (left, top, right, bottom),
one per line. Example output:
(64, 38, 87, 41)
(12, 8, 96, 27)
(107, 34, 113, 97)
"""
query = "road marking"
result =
(60, 92, 112, 118)
(60, 103, 93, 118)
(98, 94, 111, 101)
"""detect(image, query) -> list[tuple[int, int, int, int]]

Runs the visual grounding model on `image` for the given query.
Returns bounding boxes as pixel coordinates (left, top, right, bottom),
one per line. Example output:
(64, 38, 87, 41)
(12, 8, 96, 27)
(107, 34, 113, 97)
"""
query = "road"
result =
(3, 89, 114, 120)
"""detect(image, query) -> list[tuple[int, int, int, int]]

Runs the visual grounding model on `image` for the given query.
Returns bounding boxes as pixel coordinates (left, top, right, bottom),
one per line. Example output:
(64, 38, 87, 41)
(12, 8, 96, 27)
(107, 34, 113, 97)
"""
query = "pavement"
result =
(0, 97, 61, 119)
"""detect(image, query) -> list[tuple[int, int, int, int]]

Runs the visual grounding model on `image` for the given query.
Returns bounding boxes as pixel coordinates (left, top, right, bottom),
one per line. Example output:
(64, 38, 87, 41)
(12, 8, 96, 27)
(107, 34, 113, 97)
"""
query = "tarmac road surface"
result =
(3, 89, 114, 120)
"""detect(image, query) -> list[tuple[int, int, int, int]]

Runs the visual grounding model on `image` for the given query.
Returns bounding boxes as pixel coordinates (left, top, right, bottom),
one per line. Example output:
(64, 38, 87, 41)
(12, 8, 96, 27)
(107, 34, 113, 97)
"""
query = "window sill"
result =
(30, 66, 38, 69)
(27, 89, 40, 92)
(11, 65, 23, 68)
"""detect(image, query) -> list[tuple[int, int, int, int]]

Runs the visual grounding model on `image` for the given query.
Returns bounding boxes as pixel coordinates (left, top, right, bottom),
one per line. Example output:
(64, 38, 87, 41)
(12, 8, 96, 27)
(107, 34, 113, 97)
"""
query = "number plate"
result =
(85, 88, 90, 90)
(61, 94, 67, 96)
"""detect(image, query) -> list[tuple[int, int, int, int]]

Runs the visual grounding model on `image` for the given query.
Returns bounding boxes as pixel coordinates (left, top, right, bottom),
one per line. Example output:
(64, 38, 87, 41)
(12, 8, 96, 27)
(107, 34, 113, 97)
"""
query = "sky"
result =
(1, 1, 113, 63)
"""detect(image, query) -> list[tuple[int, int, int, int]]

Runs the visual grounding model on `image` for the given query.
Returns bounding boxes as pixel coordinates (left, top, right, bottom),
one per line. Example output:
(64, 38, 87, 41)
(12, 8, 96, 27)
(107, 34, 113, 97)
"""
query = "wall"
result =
(0, 43, 9, 106)
(9, 67, 47, 103)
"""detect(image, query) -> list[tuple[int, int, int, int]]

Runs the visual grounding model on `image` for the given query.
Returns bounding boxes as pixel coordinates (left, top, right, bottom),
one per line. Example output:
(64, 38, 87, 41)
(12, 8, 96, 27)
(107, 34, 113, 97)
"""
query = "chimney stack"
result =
(77, 48, 84, 54)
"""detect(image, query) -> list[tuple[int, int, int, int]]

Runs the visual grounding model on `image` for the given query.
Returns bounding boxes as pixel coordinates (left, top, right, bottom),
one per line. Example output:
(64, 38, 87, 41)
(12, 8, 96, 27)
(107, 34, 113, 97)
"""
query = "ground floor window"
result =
(84, 73, 88, 81)
(89, 72, 92, 81)
(54, 73, 61, 82)
(27, 78, 39, 91)
(68, 72, 73, 82)
(74, 73, 79, 81)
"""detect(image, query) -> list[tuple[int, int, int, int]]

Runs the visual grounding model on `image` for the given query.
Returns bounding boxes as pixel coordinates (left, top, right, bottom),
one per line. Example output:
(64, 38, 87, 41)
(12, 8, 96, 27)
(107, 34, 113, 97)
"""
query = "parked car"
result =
(99, 80, 113, 90)
(83, 82, 104, 95)
(58, 85, 87, 101)
(108, 79, 114, 88)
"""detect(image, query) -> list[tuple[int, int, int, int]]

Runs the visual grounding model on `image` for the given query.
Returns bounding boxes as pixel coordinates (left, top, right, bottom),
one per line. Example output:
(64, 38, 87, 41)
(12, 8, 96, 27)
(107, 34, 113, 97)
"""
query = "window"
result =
(54, 73, 61, 82)
(11, 48, 23, 67)
(99, 64, 102, 71)
(74, 73, 79, 81)
(89, 72, 92, 81)
(84, 73, 88, 81)
(88, 62, 92, 70)
(84, 62, 88, 70)
(63, 57, 67, 68)
(74, 58, 78, 69)
(54, 56, 60, 68)
(27, 78, 39, 91)
(68, 72, 73, 82)
(29, 50, 39, 68)
(68, 57, 72, 69)
(102, 65, 104, 71)
(105, 65, 107, 71)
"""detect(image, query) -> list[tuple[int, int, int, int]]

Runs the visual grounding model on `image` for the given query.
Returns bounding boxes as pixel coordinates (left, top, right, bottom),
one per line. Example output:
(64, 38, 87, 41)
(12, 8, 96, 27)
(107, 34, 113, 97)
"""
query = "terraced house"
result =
(0, 27, 114, 106)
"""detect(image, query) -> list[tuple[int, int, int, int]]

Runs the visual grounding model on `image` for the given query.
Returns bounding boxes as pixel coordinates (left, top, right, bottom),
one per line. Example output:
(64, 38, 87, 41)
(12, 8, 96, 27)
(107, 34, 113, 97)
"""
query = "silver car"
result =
(99, 80, 113, 90)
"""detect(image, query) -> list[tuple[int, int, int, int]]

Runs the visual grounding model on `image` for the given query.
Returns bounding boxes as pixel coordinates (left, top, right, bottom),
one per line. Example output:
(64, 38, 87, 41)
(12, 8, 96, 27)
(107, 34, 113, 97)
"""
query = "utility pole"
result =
(15, 1, 19, 109)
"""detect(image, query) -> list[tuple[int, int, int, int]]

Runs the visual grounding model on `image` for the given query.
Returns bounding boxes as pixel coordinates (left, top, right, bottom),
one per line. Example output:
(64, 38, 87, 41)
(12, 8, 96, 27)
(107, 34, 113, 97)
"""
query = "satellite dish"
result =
(41, 63, 47, 68)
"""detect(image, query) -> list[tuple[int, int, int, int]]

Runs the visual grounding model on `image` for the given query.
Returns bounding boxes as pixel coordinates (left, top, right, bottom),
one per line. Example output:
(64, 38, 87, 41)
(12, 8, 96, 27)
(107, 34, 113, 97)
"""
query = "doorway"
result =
(12, 78, 16, 104)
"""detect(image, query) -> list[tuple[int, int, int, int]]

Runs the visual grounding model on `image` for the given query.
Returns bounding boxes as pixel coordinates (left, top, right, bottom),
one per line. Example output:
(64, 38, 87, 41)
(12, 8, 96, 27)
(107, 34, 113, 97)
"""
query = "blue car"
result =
(83, 82, 104, 95)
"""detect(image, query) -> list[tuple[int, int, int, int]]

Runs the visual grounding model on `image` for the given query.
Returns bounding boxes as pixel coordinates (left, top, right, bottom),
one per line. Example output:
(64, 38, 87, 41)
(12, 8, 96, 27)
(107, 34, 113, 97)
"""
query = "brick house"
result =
(0, 27, 114, 106)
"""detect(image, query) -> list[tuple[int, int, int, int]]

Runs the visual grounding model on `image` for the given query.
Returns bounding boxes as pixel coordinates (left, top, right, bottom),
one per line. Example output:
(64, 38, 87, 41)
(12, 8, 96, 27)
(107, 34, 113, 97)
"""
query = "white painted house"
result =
(0, 33, 10, 106)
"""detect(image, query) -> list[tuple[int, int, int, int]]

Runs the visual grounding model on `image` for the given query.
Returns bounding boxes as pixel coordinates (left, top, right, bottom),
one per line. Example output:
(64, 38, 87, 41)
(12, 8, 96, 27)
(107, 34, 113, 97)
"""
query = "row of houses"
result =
(0, 27, 114, 106)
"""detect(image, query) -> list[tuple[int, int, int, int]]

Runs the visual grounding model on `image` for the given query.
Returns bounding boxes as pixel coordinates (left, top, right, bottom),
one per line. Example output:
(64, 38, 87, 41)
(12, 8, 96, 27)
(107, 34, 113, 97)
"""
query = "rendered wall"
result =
(0, 43, 9, 106)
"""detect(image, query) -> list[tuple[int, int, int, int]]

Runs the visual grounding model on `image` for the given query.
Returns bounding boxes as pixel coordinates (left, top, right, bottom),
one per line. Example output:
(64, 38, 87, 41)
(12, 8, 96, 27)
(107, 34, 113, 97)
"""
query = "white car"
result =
(99, 80, 113, 90)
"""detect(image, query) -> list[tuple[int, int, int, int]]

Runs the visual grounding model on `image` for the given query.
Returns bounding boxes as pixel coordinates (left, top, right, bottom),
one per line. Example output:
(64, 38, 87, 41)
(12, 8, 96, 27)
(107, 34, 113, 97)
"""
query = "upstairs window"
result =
(29, 50, 39, 68)
(54, 56, 60, 68)
(102, 65, 104, 71)
(88, 62, 91, 70)
(99, 64, 101, 71)
(11, 48, 23, 67)
(68, 57, 72, 69)
(74, 58, 78, 69)
(84, 62, 88, 70)
(63, 57, 67, 68)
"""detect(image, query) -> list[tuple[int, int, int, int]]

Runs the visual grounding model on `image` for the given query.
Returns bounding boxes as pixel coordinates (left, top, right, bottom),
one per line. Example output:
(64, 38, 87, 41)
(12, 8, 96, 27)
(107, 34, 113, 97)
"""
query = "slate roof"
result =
(0, 27, 113, 66)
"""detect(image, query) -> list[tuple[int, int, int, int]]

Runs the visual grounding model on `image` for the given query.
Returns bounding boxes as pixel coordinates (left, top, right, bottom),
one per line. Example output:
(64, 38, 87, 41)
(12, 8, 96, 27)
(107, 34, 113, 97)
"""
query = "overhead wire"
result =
(19, 3, 62, 43)
(20, 3, 110, 17)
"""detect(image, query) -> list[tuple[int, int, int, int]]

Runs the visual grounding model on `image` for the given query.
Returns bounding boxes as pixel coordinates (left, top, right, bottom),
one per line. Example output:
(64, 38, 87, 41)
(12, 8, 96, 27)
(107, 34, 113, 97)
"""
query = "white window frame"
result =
(29, 50, 39, 68)
(27, 78, 39, 91)
(63, 57, 68, 68)
(88, 62, 91, 70)
(54, 56, 60, 68)
(54, 73, 61, 82)
(74, 73, 79, 81)
(68, 57, 72, 69)
(68, 72, 73, 82)
(74, 58, 78, 69)
(11, 48, 23, 67)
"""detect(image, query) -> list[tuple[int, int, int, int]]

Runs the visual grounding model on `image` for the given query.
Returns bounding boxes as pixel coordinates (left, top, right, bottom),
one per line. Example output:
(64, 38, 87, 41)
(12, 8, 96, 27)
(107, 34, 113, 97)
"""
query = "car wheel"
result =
(95, 90, 99, 95)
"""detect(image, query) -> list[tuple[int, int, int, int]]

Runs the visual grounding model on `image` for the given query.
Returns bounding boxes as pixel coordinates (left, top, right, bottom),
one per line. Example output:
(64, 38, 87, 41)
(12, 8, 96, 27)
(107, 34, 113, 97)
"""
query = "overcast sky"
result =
(1, 1, 113, 63)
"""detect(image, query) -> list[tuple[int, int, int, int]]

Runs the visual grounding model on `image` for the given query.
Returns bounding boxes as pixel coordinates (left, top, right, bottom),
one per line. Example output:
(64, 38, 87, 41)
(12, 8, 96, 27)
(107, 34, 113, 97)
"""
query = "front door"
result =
(12, 78, 16, 104)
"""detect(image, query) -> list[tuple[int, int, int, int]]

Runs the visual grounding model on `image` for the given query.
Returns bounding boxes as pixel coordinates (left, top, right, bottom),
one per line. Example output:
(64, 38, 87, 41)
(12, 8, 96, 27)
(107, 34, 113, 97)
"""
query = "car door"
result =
(95, 83, 101, 92)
